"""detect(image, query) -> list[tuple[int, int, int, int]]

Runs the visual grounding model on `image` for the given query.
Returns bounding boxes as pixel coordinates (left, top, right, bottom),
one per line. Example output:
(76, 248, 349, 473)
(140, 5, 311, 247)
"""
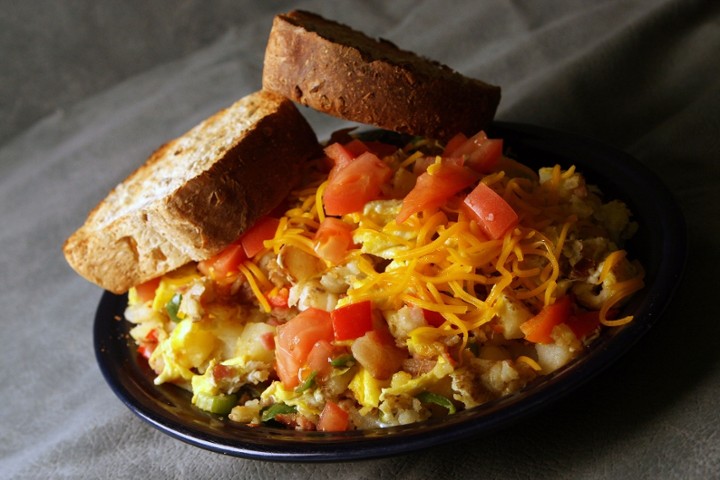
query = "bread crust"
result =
(263, 10, 501, 142)
(63, 90, 320, 293)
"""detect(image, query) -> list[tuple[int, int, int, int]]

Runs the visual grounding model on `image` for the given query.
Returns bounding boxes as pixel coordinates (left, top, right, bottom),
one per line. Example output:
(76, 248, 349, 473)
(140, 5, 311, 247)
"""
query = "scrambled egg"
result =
(352, 199, 416, 260)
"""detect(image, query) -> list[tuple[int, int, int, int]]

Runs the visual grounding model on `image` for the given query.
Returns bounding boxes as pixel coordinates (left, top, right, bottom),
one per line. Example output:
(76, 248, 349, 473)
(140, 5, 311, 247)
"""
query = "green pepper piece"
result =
(330, 354, 355, 368)
(165, 293, 182, 322)
(416, 391, 457, 414)
(194, 392, 238, 415)
(261, 403, 297, 423)
(295, 371, 317, 393)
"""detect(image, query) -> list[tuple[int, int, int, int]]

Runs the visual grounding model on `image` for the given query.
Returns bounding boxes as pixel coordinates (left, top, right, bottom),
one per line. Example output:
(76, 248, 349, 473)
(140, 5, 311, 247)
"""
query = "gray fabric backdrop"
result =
(1, 0, 718, 478)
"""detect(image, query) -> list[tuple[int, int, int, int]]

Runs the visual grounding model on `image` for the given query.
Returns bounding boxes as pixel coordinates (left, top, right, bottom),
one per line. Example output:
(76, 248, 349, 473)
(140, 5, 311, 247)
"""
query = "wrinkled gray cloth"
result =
(1, 0, 718, 478)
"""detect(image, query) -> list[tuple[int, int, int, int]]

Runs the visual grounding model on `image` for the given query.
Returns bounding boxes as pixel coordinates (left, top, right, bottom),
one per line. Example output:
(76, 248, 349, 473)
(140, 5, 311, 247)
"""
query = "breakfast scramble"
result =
(124, 129, 644, 431)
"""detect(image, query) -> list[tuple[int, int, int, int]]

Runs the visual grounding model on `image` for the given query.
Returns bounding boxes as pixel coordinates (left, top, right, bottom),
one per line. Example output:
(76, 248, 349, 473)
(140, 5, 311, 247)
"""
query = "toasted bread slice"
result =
(64, 90, 320, 294)
(262, 10, 501, 142)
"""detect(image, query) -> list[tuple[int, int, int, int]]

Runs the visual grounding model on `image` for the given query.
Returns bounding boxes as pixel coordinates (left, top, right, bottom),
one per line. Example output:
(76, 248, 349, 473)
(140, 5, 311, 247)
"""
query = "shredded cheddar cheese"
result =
(237, 262, 271, 313)
(264, 140, 644, 358)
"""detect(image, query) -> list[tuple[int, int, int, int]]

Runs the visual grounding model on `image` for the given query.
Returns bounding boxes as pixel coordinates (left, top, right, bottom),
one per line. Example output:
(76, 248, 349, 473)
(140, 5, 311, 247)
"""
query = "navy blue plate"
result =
(94, 122, 686, 462)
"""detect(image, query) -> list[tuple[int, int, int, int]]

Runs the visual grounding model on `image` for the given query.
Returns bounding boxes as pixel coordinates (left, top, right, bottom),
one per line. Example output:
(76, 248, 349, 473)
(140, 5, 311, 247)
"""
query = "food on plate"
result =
(122, 128, 644, 430)
(65, 10, 645, 432)
(63, 90, 321, 294)
(262, 10, 501, 142)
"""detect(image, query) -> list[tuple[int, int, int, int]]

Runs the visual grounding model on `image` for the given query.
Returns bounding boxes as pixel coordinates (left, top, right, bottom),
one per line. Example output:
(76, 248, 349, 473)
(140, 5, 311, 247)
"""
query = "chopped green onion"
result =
(165, 293, 182, 322)
(416, 391, 457, 414)
(330, 354, 355, 368)
(194, 392, 237, 415)
(295, 371, 317, 393)
(261, 403, 297, 423)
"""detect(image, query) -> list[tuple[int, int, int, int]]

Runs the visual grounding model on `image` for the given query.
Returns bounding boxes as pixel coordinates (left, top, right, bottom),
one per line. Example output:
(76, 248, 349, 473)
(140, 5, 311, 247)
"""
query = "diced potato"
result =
(288, 278, 339, 312)
(385, 305, 425, 345)
(535, 324, 582, 373)
(481, 360, 520, 395)
(381, 356, 454, 399)
(495, 293, 533, 340)
(229, 400, 262, 424)
(378, 396, 428, 426)
(536, 343, 575, 373)
(277, 245, 325, 282)
(234, 322, 276, 364)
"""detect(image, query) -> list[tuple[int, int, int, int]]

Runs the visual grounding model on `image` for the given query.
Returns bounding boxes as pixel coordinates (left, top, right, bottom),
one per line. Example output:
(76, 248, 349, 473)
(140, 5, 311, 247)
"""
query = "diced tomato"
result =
(135, 277, 161, 303)
(305, 339, 335, 380)
(198, 216, 278, 276)
(145, 328, 158, 343)
(331, 300, 374, 341)
(566, 310, 602, 340)
(324, 142, 357, 170)
(314, 217, 355, 265)
(317, 400, 350, 432)
(520, 296, 572, 343)
(325, 138, 397, 166)
(274, 346, 302, 390)
(241, 216, 280, 258)
(467, 139, 503, 173)
(137, 344, 154, 360)
(137, 328, 159, 360)
(463, 182, 519, 239)
(397, 161, 477, 223)
(323, 152, 392, 215)
(197, 242, 247, 278)
(422, 309, 446, 327)
(449, 131, 489, 158)
(343, 139, 370, 157)
(451, 131, 503, 173)
(443, 132, 468, 156)
(212, 364, 234, 381)
(275, 308, 334, 389)
(259, 331, 275, 350)
(266, 287, 290, 309)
